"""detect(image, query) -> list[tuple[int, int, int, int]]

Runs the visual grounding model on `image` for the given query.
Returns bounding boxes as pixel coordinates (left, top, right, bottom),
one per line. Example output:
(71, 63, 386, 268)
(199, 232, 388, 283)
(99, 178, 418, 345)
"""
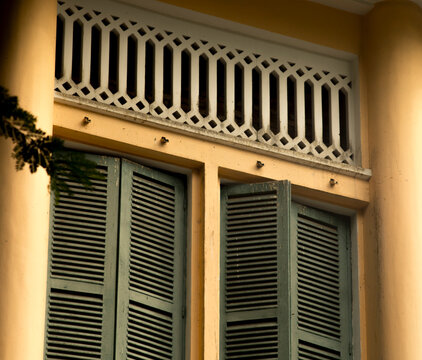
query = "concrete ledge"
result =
(55, 92, 372, 181)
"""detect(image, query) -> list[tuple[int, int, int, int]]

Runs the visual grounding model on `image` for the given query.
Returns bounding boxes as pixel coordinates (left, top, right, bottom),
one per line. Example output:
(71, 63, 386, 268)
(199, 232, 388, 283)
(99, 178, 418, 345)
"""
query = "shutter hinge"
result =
(349, 343, 353, 356)
(182, 306, 186, 319)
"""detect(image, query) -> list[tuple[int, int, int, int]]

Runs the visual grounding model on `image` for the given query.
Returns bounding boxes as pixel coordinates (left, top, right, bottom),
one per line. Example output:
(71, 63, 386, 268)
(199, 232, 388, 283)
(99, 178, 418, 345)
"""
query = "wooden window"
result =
(44, 154, 186, 360)
(221, 181, 352, 359)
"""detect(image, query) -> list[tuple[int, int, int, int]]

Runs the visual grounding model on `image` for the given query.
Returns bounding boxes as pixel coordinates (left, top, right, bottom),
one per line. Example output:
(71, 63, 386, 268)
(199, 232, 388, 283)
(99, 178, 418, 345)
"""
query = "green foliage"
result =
(0, 86, 103, 201)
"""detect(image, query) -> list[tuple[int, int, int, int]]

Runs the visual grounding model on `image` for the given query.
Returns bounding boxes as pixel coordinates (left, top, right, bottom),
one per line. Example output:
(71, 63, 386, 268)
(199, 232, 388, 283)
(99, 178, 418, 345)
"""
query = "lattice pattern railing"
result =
(55, 0, 357, 165)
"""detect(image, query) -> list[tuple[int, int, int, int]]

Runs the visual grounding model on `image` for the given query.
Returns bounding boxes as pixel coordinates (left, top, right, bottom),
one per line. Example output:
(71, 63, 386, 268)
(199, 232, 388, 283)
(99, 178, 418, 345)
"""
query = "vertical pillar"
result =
(187, 169, 205, 360)
(203, 162, 220, 360)
(363, 1, 422, 359)
(0, 0, 56, 359)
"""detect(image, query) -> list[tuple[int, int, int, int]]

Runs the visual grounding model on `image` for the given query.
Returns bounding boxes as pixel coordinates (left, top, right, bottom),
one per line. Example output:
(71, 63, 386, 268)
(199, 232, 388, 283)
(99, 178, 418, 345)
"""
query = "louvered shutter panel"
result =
(290, 203, 352, 360)
(45, 154, 120, 360)
(220, 181, 291, 360)
(115, 159, 186, 360)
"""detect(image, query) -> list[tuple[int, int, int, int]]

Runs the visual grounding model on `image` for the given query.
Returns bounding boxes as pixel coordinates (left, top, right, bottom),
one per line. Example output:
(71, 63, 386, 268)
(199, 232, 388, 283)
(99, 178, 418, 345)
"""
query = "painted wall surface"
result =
(6, 0, 422, 359)
(0, 0, 56, 359)
(362, 1, 422, 359)
(0, 0, 370, 358)
(156, 0, 362, 54)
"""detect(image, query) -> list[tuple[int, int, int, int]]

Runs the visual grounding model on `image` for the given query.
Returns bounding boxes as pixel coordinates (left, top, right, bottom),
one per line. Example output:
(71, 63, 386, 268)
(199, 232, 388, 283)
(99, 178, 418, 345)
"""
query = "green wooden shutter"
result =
(290, 203, 352, 360)
(220, 181, 291, 360)
(45, 154, 120, 360)
(115, 159, 186, 360)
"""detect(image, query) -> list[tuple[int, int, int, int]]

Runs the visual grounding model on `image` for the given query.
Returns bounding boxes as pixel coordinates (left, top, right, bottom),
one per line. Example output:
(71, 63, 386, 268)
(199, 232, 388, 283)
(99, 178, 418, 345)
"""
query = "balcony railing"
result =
(55, 0, 359, 165)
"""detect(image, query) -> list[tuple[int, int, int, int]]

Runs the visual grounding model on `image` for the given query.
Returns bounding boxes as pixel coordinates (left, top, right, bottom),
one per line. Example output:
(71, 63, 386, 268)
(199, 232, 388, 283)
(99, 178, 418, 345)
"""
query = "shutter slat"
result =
(47, 334, 101, 344)
(48, 310, 104, 321)
(54, 218, 106, 231)
(131, 252, 173, 274)
(131, 200, 175, 222)
(52, 240, 105, 251)
(54, 200, 107, 214)
(128, 320, 173, 340)
(226, 226, 277, 237)
(227, 262, 278, 273)
(132, 213, 175, 236)
(299, 274, 340, 295)
(131, 238, 174, 261)
(132, 184, 175, 206)
(52, 231, 106, 242)
(299, 258, 340, 281)
(227, 286, 277, 296)
(132, 205, 175, 227)
(226, 241, 277, 249)
(297, 224, 339, 243)
(133, 175, 176, 196)
(227, 249, 277, 258)
(131, 229, 174, 252)
(298, 245, 340, 268)
(132, 181, 176, 200)
(298, 242, 340, 263)
(53, 224, 106, 236)
(227, 209, 278, 221)
(130, 273, 173, 294)
(226, 193, 278, 204)
(46, 352, 101, 359)
(298, 339, 341, 360)
(132, 221, 175, 244)
(298, 231, 339, 252)
(51, 256, 104, 267)
(57, 192, 108, 204)
(298, 297, 340, 316)
(132, 192, 175, 213)
(225, 231, 280, 242)
(54, 210, 107, 222)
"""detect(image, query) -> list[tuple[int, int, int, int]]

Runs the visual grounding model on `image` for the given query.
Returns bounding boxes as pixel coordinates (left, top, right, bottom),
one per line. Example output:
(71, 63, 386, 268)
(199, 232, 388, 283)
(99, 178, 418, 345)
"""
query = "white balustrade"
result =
(55, 0, 358, 165)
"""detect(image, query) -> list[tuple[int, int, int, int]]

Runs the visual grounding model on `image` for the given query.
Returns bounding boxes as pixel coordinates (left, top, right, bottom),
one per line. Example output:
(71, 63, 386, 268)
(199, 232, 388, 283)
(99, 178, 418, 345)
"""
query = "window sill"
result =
(55, 92, 372, 181)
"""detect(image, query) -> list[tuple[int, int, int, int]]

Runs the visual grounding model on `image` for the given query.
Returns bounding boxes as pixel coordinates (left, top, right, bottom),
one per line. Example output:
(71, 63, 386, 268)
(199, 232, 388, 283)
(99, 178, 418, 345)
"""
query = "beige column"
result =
(203, 162, 220, 360)
(188, 169, 205, 360)
(363, 1, 422, 359)
(0, 0, 56, 359)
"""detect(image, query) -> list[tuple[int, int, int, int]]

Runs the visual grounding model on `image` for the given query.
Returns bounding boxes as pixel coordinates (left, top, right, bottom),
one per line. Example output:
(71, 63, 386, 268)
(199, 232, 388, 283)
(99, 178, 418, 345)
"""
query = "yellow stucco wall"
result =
(157, 0, 362, 54)
(0, 0, 371, 359)
(362, 1, 422, 359)
(0, 0, 56, 359)
(3, 0, 422, 359)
